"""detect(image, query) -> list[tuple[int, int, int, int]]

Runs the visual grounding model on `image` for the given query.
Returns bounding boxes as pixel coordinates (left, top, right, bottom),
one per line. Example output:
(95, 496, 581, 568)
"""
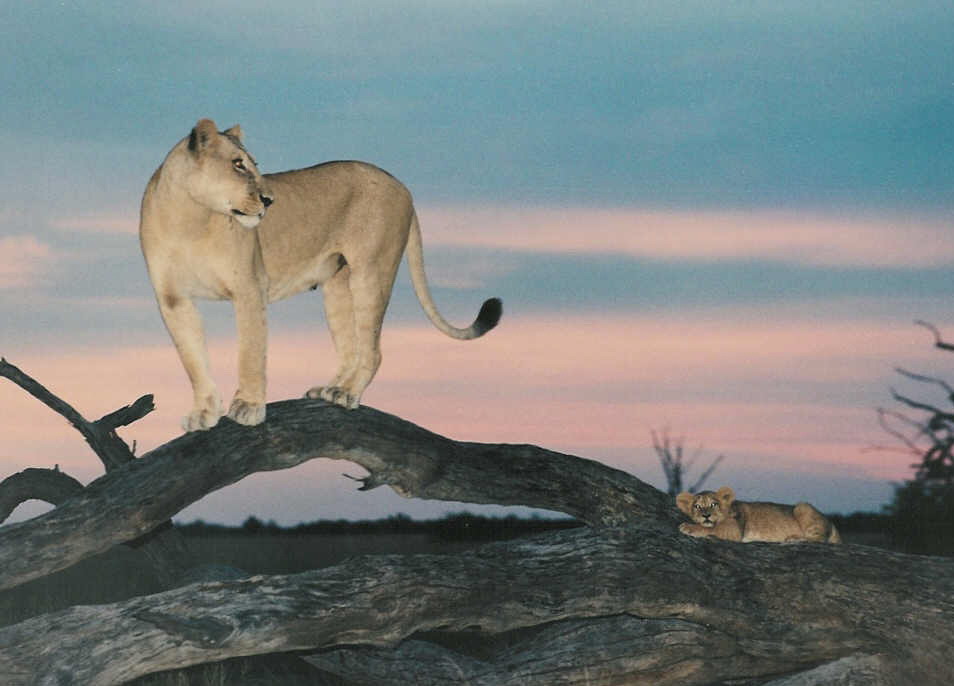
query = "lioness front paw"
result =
(306, 386, 360, 409)
(183, 407, 222, 432)
(227, 398, 266, 426)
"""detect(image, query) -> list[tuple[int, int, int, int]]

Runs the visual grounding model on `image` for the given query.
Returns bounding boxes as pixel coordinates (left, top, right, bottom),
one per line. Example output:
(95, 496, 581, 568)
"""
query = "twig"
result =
(0, 358, 152, 471)
(915, 320, 954, 352)
(889, 388, 954, 422)
(895, 367, 954, 397)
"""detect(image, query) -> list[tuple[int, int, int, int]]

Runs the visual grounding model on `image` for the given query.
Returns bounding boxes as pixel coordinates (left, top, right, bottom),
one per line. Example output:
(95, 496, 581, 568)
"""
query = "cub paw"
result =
(305, 386, 360, 409)
(227, 398, 266, 426)
(678, 523, 703, 537)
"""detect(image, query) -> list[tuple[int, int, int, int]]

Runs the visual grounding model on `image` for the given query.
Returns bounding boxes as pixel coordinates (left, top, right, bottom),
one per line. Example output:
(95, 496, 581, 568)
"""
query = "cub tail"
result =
(405, 211, 502, 340)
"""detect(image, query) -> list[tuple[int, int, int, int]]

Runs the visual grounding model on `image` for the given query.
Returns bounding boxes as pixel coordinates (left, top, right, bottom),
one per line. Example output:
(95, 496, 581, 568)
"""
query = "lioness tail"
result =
(405, 211, 502, 340)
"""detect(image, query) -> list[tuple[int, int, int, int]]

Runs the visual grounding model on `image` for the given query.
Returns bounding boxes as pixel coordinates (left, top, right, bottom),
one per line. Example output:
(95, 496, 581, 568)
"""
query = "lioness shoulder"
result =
(676, 486, 841, 544)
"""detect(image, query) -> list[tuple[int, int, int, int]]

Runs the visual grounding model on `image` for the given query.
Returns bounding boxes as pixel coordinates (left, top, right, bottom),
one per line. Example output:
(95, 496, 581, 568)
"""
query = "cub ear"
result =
(223, 124, 244, 141)
(675, 492, 695, 516)
(716, 486, 735, 506)
(188, 118, 219, 153)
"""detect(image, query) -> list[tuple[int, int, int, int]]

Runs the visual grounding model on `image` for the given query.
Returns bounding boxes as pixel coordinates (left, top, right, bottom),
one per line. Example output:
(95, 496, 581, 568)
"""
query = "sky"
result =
(2, 1, 954, 524)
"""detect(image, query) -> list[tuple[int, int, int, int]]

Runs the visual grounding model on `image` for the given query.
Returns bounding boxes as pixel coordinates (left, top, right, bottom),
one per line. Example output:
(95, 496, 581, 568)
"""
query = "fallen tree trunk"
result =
(1, 361, 952, 685)
(4, 526, 950, 685)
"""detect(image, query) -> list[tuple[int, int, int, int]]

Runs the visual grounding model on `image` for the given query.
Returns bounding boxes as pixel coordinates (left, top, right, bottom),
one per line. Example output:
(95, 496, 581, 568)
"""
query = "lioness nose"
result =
(261, 195, 273, 208)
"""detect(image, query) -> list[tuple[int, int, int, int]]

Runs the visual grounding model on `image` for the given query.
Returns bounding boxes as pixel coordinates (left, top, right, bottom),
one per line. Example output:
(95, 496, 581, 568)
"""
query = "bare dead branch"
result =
(889, 388, 954, 422)
(0, 359, 152, 471)
(0, 398, 677, 592)
(876, 407, 927, 456)
(915, 320, 954, 352)
(0, 467, 83, 524)
(688, 453, 724, 494)
(895, 367, 954, 397)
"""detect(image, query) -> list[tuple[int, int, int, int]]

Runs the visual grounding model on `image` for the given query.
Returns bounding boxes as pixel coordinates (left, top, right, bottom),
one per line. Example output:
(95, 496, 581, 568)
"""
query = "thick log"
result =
(0, 398, 676, 592)
(0, 527, 948, 685)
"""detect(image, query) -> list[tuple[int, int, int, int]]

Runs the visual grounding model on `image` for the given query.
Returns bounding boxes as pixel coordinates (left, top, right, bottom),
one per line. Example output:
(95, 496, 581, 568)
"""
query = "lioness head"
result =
(676, 486, 736, 528)
(181, 118, 273, 229)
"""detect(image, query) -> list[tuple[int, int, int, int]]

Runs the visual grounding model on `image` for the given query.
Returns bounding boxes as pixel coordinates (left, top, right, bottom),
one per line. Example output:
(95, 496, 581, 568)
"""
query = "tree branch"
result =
(0, 358, 153, 471)
(0, 467, 83, 524)
(0, 398, 677, 592)
(0, 526, 943, 685)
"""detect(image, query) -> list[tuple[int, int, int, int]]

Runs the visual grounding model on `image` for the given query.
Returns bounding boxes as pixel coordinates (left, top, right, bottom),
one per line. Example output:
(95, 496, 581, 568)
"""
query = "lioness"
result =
(676, 486, 841, 543)
(140, 118, 502, 431)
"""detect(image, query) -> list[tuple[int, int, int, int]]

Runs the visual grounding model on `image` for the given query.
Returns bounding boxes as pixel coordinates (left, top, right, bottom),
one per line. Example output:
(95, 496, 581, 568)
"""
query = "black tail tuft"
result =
(473, 297, 503, 337)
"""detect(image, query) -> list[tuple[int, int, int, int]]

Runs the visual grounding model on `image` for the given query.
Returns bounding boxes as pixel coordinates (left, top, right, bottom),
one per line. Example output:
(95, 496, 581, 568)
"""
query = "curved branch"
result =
(0, 467, 83, 524)
(915, 319, 954, 352)
(0, 527, 944, 685)
(0, 398, 677, 592)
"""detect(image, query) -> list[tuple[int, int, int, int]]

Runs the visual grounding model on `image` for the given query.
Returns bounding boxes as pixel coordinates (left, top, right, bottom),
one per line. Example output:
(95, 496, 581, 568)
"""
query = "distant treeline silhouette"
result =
(176, 512, 583, 542)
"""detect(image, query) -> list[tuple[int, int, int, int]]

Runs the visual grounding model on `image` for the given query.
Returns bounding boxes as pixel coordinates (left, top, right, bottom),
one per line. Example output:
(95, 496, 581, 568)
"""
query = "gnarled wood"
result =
(0, 398, 676, 592)
(0, 467, 83, 524)
(2, 360, 953, 685)
(0, 527, 946, 685)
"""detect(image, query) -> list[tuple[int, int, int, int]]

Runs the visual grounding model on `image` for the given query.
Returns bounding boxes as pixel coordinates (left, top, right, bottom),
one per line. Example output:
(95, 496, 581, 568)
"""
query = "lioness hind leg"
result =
(307, 265, 360, 406)
(325, 269, 390, 409)
(792, 502, 830, 542)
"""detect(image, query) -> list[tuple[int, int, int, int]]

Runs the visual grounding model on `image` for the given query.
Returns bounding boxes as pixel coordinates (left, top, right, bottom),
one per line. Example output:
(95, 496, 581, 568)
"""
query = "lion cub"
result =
(676, 486, 841, 544)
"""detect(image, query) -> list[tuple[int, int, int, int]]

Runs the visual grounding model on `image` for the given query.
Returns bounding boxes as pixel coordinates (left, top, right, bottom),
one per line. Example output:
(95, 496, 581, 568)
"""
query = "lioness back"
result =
(256, 161, 414, 303)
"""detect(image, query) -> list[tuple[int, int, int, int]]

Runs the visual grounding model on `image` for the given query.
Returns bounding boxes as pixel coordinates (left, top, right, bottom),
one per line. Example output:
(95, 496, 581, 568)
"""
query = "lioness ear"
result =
(675, 492, 694, 516)
(188, 118, 218, 154)
(223, 124, 243, 141)
(716, 486, 735, 506)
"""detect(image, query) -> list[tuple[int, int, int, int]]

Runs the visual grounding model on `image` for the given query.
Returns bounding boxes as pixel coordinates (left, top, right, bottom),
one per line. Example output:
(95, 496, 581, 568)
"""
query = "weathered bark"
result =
(0, 397, 676, 592)
(2, 360, 953, 685)
(0, 527, 948, 685)
(0, 467, 83, 522)
(0, 359, 194, 587)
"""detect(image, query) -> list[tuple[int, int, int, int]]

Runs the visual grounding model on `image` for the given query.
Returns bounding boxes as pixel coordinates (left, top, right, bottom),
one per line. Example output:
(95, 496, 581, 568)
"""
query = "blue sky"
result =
(2, 2, 954, 524)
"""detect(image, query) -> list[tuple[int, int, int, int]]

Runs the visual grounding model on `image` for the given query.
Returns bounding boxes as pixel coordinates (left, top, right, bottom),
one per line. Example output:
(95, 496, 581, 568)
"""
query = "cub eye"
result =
(233, 158, 247, 172)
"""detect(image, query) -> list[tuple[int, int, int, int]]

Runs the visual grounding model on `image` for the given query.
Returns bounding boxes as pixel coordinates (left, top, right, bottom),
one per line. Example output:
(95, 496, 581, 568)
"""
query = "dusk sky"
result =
(2, 2, 954, 524)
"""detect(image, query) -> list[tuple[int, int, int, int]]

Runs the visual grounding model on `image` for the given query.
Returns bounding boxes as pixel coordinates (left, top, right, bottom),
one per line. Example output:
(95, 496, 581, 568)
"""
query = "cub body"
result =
(676, 486, 841, 544)
(140, 119, 501, 431)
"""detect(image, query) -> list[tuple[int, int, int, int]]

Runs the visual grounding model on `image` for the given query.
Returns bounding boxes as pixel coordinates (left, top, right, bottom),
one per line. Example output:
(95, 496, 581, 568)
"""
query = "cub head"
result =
(180, 118, 273, 229)
(676, 486, 736, 528)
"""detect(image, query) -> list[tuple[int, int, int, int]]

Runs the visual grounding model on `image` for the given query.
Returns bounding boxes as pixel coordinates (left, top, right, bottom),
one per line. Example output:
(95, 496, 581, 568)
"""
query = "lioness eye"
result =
(233, 158, 247, 172)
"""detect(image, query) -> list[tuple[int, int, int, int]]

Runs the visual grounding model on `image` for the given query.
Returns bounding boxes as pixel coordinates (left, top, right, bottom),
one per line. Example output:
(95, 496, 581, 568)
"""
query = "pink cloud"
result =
(50, 215, 138, 235)
(418, 206, 954, 268)
(1, 307, 926, 522)
(0, 236, 54, 289)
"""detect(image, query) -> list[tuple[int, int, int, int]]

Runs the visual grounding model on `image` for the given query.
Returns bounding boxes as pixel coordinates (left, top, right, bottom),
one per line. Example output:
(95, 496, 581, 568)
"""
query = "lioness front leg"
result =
(158, 295, 223, 431)
(228, 286, 268, 426)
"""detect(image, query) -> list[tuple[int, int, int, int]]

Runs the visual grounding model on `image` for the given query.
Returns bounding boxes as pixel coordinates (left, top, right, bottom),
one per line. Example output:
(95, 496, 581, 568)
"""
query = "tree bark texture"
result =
(0, 398, 677, 593)
(1, 363, 953, 685)
(1, 526, 948, 685)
